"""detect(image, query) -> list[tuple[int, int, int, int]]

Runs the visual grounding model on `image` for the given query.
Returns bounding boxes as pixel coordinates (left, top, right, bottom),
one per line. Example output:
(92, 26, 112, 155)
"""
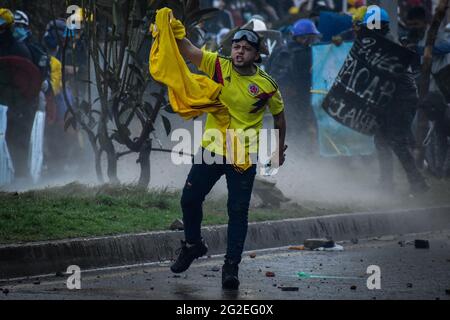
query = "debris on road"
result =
(279, 286, 299, 291)
(252, 178, 290, 208)
(249, 252, 257, 258)
(298, 272, 361, 280)
(314, 244, 344, 251)
(169, 219, 184, 231)
(350, 285, 357, 290)
(414, 239, 430, 249)
(351, 238, 359, 244)
(2, 288, 9, 295)
(55, 271, 64, 277)
(398, 241, 406, 247)
(265, 271, 275, 277)
(407, 283, 413, 288)
(33, 280, 41, 285)
(374, 235, 396, 241)
(288, 245, 305, 250)
(304, 239, 334, 250)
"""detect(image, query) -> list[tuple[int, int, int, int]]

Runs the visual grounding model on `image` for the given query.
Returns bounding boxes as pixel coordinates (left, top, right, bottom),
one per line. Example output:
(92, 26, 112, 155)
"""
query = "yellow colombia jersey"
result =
(199, 51, 284, 158)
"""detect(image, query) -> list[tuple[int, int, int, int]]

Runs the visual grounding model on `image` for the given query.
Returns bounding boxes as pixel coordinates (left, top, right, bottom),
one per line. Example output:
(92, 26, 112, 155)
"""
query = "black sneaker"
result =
(170, 239, 208, 273)
(222, 261, 239, 290)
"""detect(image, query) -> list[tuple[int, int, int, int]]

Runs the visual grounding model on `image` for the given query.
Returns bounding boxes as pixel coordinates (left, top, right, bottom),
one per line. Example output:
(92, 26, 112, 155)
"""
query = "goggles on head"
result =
(232, 29, 260, 50)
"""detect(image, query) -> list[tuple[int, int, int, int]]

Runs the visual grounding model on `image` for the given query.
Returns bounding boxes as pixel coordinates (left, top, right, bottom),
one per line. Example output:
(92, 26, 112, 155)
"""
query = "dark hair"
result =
(407, 6, 426, 21)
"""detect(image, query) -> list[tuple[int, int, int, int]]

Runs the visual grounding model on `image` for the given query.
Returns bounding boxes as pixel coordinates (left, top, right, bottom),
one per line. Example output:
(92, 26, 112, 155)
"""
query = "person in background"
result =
(205, 0, 234, 34)
(332, 5, 367, 43)
(401, 6, 450, 171)
(13, 10, 50, 81)
(267, 18, 321, 159)
(360, 8, 429, 195)
(0, 8, 37, 179)
(0, 8, 32, 60)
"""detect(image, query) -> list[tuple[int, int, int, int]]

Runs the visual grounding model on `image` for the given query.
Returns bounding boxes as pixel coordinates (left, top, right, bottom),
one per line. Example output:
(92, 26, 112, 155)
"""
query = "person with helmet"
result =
(0, 8, 38, 180)
(362, 6, 392, 38)
(0, 8, 32, 60)
(13, 10, 51, 91)
(360, 7, 429, 196)
(172, 28, 287, 290)
(267, 18, 321, 159)
(332, 5, 367, 44)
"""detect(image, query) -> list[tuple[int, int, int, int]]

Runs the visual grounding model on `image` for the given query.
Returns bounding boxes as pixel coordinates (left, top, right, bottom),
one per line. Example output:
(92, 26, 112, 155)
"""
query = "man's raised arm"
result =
(176, 38, 203, 68)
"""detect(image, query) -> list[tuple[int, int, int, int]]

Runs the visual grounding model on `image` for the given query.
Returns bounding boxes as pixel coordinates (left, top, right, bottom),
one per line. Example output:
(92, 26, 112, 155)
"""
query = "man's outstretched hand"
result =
(271, 144, 288, 168)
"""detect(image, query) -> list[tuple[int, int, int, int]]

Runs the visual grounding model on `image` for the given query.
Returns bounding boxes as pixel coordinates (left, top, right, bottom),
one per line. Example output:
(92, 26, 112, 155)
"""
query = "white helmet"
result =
(249, 17, 267, 32)
(14, 10, 29, 27)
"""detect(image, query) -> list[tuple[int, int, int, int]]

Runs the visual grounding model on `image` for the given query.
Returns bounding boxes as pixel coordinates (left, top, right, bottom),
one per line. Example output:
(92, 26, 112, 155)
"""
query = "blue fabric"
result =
(181, 148, 256, 264)
(311, 42, 375, 157)
(416, 40, 450, 56)
(318, 11, 352, 42)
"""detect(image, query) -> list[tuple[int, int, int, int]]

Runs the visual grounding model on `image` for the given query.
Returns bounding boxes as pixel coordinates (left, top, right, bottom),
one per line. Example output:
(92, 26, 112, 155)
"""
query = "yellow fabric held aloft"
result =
(149, 7, 251, 172)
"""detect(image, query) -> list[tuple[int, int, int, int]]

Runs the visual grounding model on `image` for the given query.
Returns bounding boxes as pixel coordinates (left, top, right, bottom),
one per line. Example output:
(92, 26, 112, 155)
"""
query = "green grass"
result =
(1, 179, 449, 244)
(0, 182, 316, 244)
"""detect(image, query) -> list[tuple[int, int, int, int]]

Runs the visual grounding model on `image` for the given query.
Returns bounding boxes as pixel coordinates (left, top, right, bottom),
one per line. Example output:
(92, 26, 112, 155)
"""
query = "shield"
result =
(321, 28, 414, 136)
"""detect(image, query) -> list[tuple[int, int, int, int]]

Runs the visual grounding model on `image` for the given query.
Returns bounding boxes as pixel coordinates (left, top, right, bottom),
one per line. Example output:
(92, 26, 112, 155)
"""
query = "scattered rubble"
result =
(315, 244, 344, 251)
(288, 245, 305, 251)
(252, 178, 290, 208)
(169, 219, 184, 231)
(304, 239, 335, 250)
(279, 286, 299, 292)
(414, 240, 430, 249)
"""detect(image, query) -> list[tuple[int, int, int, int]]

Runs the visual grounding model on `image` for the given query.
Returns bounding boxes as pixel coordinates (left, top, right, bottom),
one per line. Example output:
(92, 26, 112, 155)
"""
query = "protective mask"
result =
(13, 26, 30, 41)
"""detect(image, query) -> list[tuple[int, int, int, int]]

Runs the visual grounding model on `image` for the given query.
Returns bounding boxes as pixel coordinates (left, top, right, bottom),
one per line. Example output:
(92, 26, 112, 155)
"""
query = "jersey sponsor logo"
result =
(248, 83, 260, 96)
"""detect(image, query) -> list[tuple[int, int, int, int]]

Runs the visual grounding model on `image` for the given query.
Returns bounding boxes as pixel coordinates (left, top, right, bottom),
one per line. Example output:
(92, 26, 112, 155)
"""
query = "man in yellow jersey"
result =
(171, 28, 287, 290)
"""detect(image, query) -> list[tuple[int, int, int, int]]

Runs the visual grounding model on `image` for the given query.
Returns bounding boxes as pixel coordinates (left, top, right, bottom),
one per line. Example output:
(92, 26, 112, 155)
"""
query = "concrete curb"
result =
(1, 206, 450, 279)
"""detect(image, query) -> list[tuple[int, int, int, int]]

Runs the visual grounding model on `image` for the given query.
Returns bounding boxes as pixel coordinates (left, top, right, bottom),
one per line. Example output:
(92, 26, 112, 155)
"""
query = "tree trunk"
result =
(415, 0, 449, 167)
(98, 122, 119, 184)
(94, 150, 104, 184)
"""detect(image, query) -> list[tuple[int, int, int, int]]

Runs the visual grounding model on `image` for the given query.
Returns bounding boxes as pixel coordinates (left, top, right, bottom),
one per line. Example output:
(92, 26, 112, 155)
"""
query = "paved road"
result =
(1, 230, 450, 300)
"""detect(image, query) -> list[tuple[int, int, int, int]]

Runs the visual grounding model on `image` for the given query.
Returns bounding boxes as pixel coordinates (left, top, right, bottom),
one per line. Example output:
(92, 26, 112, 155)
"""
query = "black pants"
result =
(374, 106, 425, 188)
(181, 150, 257, 264)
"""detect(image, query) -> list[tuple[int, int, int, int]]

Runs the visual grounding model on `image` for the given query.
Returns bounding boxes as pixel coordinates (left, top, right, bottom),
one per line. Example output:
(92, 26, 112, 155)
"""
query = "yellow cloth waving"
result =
(149, 7, 251, 172)
(149, 8, 225, 119)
